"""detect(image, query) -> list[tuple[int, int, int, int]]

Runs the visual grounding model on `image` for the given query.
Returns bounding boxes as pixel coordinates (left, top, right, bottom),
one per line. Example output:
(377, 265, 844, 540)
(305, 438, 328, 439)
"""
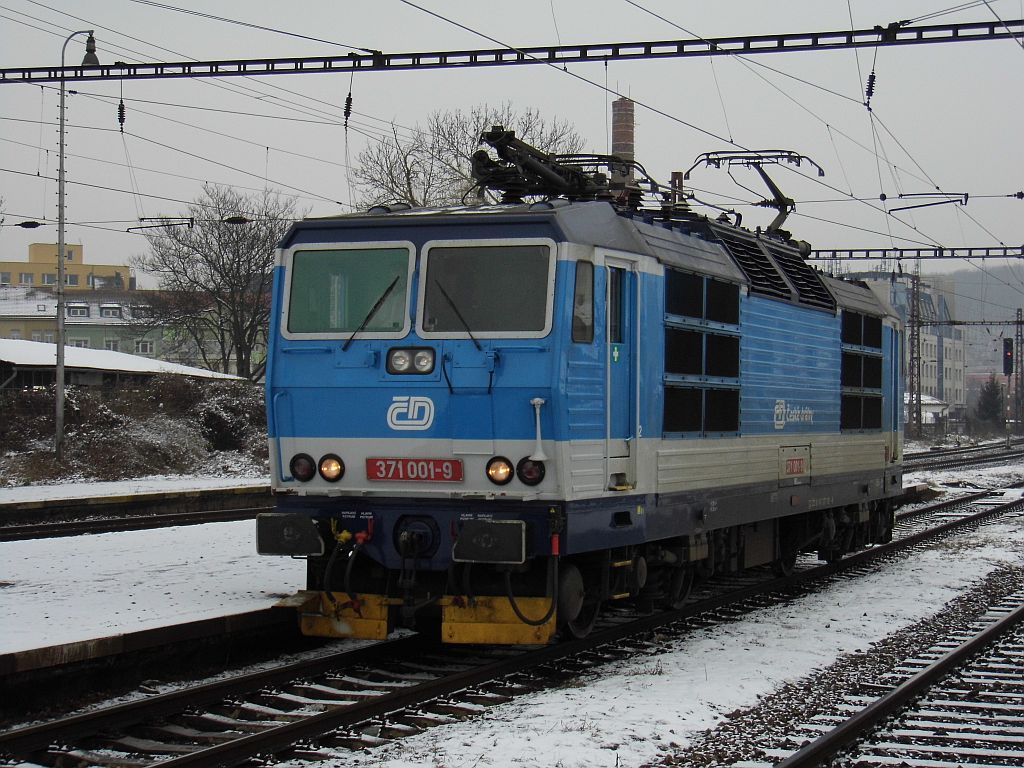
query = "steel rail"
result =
(0, 505, 271, 541)
(776, 598, 1024, 768)
(903, 439, 1024, 460)
(907, 446, 1023, 472)
(893, 489, 990, 524)
(0, 634, 427, 754)
(1, 19, 1020, 84)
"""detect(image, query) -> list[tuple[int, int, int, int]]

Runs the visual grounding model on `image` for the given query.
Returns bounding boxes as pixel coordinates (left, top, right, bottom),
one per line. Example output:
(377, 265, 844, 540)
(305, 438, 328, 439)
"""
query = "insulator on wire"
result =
(864, 71, 876, 107)
(344, 92, 353, 129)
(118, 98, 126, 132)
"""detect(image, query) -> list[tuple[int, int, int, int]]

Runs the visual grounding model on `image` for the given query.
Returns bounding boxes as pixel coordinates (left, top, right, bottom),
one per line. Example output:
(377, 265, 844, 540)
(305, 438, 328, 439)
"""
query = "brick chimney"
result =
(611, 97, 635, 160)
(610, 97, 635, 186)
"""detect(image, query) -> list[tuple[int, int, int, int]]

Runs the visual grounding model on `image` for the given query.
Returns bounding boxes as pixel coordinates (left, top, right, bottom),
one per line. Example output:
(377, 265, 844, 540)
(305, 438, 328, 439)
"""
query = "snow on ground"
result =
(904, 460, 1024, 492)
(1, 462, 1022, 766)
(0, 519, 302, 654)
(0, 474, 269, 505)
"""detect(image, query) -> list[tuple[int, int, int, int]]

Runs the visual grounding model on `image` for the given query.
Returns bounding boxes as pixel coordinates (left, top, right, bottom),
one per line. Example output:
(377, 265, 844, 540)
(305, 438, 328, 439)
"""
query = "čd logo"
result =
(387, 396, 435, 430)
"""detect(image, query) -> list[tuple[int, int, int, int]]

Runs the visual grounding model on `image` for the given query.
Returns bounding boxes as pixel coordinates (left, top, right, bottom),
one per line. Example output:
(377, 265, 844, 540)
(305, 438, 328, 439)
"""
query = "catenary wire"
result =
(123, 0, 378, 53)
(619, 0, 1016, 254)
(0, 167, 307, 223)
(13, 1, 422, 141)
(0, 135, 333, 206)
(618, 2, 943, 223)
(394, 0, 952, 249)
(4, 1, 1018, 255)
(982, 0, 1024, 48)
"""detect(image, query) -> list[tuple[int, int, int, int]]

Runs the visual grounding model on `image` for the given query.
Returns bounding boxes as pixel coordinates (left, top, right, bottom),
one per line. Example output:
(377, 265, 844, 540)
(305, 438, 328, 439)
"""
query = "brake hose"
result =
(322, 543, 342, 605)
(504, 556, 559, 626)
(344, 543, 361, 601)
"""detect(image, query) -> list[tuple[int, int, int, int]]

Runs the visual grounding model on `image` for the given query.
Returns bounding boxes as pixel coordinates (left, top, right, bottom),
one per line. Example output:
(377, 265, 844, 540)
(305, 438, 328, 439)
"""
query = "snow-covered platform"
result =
(0, 477, 300, 668)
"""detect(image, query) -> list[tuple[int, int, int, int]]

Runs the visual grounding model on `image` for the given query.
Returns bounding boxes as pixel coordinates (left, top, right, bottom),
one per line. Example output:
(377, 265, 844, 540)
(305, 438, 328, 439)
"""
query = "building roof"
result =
(903, 391, 949, 408)
(0, 285, 151, 326)
(0, 338, 239, 380)
(0, 286, 56, 318)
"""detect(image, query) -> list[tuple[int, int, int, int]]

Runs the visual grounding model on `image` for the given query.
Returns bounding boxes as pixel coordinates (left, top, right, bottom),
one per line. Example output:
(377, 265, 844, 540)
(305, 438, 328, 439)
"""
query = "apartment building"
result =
(0, 243, 135, 291)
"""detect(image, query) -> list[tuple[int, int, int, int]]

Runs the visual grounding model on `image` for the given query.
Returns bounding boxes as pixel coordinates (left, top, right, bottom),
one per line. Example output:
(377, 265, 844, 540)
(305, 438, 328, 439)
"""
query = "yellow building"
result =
(0, 243, 134, 291)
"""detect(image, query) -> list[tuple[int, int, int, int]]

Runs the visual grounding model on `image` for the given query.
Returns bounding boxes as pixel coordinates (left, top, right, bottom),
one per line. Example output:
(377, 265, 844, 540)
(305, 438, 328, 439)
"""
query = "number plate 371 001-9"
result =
(365, 457, 464, 482)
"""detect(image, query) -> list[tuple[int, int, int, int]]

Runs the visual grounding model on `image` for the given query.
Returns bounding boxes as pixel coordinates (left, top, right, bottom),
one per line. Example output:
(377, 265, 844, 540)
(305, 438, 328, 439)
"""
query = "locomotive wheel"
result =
(663, 565, 694, 610)
(774, 550, 798, 577)
(774, 532, 800, 577)
(557, 562, 585, 624)
(819, 548, 843, 565)
(564, 570, 601, 639)
(566, 596, 600, 638)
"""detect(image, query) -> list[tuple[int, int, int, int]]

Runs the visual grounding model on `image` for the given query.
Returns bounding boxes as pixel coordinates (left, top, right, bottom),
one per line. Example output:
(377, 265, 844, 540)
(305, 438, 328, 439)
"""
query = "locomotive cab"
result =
(262, 216, 596, 643)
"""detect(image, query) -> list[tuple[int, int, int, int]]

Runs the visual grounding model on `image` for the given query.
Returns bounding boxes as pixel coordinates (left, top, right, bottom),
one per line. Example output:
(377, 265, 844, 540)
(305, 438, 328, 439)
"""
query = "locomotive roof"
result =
(823, 275, 900, 321)
(286, 201, 746, 284)
(285, 200, 890, 318)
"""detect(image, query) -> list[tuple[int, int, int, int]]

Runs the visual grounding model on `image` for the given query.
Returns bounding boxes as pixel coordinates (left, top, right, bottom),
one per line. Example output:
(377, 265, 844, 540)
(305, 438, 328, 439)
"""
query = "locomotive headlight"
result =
(516, 457, 546, 486)
(289, 453, 316, 482)
(486, 456, 514, 485)
(388, 347, 435, 374)
(388, 349, 412, 373)
(413, 349, 435, 373)
(318, 454, 345, 482)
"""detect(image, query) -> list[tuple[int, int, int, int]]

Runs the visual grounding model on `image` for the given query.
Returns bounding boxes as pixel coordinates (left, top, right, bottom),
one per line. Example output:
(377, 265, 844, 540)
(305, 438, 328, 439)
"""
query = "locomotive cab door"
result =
(604, 256, 639, 489)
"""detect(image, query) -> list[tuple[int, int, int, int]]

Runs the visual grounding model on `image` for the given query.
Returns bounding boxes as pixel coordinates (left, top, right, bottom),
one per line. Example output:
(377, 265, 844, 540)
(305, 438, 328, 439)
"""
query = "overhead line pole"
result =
(908, 266, 922, 440)
(1, 18, 1021, 84)
(1016, 309, 1023, 433)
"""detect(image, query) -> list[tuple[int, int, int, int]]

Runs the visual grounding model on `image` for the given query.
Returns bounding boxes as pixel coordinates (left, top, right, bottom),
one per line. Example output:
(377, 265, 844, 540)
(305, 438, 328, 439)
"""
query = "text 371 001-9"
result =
(365, 458, 464, 482)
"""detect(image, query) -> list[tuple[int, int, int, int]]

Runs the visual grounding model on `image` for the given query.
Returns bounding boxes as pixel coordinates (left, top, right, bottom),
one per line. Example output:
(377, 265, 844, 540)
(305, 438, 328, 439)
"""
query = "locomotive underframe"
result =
(266, 462, 899, 644)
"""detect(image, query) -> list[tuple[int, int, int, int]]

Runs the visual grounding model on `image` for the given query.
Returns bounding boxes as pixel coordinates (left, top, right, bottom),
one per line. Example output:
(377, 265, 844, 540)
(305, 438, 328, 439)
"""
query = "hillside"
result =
(0, 376, 268, 486)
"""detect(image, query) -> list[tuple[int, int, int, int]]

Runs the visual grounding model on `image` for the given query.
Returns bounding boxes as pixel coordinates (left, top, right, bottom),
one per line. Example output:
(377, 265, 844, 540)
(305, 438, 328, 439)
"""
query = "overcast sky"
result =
(1, 1, 1021, 287)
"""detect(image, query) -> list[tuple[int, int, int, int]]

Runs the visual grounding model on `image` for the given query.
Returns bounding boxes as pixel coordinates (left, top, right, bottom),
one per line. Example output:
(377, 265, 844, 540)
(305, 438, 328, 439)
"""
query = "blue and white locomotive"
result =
(259, 130, 903, 644)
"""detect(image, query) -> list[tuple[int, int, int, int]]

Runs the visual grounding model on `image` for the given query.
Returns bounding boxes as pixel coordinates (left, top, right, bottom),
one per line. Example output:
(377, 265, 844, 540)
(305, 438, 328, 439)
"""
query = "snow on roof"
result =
(903, 391, 948, 407)
(0, 338, 240, 380)
(0, 285, 56, 317)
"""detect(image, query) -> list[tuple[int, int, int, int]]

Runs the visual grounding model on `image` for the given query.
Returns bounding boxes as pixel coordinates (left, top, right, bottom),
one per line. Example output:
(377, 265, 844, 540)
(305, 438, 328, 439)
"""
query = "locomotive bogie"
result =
(263, 198, 903, 644)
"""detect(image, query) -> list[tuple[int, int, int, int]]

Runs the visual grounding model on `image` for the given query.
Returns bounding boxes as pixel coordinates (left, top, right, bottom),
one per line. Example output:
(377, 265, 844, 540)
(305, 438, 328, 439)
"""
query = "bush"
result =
(0, 376, 268, 485)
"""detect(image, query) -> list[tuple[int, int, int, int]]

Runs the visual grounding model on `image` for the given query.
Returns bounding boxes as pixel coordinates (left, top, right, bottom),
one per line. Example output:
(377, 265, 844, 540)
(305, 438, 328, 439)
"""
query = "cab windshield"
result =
(420, 244, 551, 335)
(287, 247, 409, 334)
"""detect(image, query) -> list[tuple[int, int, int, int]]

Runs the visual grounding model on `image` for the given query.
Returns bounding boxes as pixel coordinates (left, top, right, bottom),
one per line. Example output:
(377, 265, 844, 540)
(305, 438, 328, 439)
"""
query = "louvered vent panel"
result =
(710, 227, 791, 300)
(762, 242, 836, 310)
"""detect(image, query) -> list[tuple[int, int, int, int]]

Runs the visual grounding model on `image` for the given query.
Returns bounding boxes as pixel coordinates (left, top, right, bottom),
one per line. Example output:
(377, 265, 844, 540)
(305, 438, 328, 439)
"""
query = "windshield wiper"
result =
(342, 274, 401, 351)
(435, 280, 482, 351)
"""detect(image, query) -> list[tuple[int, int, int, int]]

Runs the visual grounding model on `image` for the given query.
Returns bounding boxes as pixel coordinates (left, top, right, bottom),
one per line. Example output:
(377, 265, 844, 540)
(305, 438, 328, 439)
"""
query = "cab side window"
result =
(572, 261, 594, 343)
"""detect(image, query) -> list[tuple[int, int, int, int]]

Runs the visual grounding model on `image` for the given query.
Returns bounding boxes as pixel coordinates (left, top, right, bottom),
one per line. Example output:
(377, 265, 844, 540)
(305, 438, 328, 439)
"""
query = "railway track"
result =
(0, 484, 273, 541)
(903, 442, 1024, 473)
(2, 491, 1021, 767)
(903, 435, 1024, 461)
(0, 505, 269, 541)
(0, 482, 995, 542)
(773, 591, 1024, 767)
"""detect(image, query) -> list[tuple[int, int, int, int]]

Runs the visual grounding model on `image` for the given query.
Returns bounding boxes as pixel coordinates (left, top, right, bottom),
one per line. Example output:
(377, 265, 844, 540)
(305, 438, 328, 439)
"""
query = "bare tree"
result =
(353, 103, 585, 209)
(132, 185, 302, 379)
(130, 289, 233, 372)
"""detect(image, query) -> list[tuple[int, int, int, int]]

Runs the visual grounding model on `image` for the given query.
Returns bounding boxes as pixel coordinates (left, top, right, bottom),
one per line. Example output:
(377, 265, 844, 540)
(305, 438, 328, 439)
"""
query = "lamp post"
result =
(55, 30, 99, 462)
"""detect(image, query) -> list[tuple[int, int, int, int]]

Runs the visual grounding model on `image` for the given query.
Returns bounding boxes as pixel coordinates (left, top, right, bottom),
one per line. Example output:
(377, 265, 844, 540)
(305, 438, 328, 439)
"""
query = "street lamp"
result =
(55, 30, 99, 462)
